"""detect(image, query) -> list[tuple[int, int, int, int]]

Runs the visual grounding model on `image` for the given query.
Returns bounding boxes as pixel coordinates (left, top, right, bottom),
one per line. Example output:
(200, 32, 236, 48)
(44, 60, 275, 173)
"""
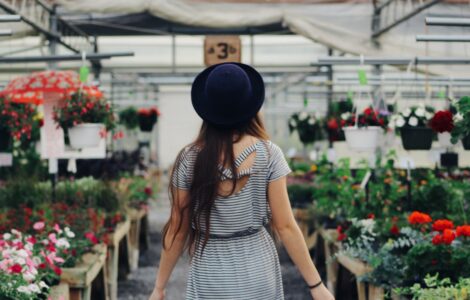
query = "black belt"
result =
(199, 226, 265, 240)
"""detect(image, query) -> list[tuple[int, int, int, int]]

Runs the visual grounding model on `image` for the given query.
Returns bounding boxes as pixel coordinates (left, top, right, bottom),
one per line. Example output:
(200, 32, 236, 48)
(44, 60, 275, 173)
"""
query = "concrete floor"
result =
(118, 185, 312, 300)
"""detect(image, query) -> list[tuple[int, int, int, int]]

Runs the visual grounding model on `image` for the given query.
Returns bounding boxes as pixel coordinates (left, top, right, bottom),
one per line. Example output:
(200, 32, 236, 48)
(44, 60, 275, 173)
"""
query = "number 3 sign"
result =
(204, 36, 242, 66)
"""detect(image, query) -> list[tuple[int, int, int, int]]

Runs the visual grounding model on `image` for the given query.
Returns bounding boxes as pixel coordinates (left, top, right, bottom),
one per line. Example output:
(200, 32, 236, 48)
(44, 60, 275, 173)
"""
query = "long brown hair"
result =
(162, 114, 269, 255)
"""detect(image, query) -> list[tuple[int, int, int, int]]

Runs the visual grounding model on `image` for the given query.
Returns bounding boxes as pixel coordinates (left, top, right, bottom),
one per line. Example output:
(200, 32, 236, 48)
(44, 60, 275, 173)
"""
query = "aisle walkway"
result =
(118, 178, 311, 300)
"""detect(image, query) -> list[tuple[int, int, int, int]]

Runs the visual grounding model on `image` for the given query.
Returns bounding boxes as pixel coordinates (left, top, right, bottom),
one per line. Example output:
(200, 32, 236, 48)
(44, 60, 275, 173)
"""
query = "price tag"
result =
(360, 170, 372, 190)
(79, 66, 90, 83)
(0, 153, 13, 167)
(358, 70, 368, 86)
(204, 36, 241, 66)
(438, 89, 446, 99)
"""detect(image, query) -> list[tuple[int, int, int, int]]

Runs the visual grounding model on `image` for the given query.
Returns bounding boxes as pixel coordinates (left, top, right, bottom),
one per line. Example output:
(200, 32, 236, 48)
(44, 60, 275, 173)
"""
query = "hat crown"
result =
(204, 64, 252, 116)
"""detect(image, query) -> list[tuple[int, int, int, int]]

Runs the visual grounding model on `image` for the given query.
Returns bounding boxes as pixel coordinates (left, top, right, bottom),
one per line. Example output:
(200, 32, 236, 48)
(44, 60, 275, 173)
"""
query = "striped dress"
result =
(173, 140, 291, 300)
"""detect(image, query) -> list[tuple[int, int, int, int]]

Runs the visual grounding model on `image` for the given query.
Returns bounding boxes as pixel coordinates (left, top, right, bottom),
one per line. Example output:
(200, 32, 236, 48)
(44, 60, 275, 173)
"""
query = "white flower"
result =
(341, 112, 351, 120)
(289, 119, 297, 128)
(14, 257, 26, 265)
(395, 116, 406, 128)
(455, 113, 463, 122)
(408, 116, 419, 127)
(298, 111, 308, 121)
(32, 256, 42, 265)
(39, 281, 48, 289)
(307, 117, 316, 125)
(402, 108, 412, 117)
(56, 238, 70, 249)
(425, 112, 434, 120)
(28, 283, 40, 294)
(23, 272, 35, 282)
(11, 229, 20, 236)
(17, 286, 31, 295)
(17, 249, 28, 258)
(415, 107, 425, 117)
(3, 233, 11, 240)
(64, 227, 75, 238)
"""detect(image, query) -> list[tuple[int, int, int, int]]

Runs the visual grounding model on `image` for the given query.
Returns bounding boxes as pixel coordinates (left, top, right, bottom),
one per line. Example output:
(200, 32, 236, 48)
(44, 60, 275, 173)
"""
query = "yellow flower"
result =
(310, 164, 318, 172)
(33, 112, 44, 121)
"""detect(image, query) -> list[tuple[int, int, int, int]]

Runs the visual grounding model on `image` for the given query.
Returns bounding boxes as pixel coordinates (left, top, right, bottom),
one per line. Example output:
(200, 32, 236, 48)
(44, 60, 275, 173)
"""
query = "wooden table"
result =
(127, 207, 148, 271)
(293, 208, 318, 250)
(61, 244, 108, 300)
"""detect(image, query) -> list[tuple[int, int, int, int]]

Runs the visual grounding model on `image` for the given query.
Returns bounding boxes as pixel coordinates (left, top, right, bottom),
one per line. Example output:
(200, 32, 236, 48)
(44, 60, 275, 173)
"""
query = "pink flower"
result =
(53, 224, 62, 233)
(48, 233, 57, 245)
(33, 222, 45, 231)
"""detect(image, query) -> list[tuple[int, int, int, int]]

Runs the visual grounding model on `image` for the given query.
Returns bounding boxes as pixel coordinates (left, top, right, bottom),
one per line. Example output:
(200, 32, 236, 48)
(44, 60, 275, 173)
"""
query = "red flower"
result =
(85, 232, 99, 245)
(336, 225, 347, 242)
(327, 118, 339, 130)
(456, 225, 470, 237)
(408, 211, 432, 225)
(367, 213, 375, 219)
(432, 234, 443, 245)
(144, 187, 152, 196)
(442, 229, 456, 245)
(53, 265, 62, 276)
(432, 219, 454, 232)
(364, 107, 374, 116)
(38, 263, 46, 269)
(9, 264, 22, 274)
(390, 225, 400, 235)
(429, 110, 454, 133)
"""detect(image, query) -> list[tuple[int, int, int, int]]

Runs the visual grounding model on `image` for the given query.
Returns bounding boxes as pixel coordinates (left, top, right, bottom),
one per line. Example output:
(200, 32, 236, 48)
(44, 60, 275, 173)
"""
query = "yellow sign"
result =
(204, 36, 242, 66)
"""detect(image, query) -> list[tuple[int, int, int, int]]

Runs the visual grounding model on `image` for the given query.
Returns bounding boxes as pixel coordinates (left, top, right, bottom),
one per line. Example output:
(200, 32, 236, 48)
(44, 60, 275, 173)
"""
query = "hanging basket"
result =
(0, 127, 12, 152)
(462, 135, 470, 150)
(400, 127, 434, 150)
(343, 126, 382, 152)
(138, 119, 155, 132)
(441, 152, 458, 168)
(438, 132, 453, 148)
(68, 123, 104, 149)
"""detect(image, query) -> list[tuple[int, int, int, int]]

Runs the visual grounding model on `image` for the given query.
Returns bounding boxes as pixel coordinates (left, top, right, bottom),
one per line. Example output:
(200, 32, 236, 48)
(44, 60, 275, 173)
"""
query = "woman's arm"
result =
(150, 189, 190, 300)
(268, 176, 334, 300)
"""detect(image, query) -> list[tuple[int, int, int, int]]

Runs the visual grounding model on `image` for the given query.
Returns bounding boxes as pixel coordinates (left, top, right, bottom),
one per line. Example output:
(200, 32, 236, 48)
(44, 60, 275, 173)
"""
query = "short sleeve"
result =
(267, 142, 292, 182)
(171, 148, 191, 190)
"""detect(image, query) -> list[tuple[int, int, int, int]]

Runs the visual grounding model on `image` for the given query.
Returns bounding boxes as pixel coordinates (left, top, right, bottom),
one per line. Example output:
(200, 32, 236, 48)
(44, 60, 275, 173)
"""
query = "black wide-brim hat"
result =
(191, 62, 265, 129)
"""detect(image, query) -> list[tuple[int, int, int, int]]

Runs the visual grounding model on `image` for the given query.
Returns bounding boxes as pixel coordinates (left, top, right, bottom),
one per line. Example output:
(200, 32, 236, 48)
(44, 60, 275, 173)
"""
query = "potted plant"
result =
(392, 105, 435, 150)
(288, 112, 325, 145)
(53, 91, 115, 149)
(118, 107, 139, 131)
(138, 107, 160, 132)
(340, 106, 389, 152)
(0, 99, 38, 152)
(451, 96, 470, 150)
(429, 110, 454, 148)
(326, 98, 354, 142)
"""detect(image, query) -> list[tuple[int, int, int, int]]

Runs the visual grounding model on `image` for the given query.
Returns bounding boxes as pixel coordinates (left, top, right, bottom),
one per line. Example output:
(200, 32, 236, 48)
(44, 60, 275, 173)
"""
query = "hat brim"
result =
(191, 62, 265, 128)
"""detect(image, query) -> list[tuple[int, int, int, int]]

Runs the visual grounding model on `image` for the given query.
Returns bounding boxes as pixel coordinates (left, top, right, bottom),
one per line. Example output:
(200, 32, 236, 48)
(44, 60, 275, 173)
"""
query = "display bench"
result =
(105, 219, 131, 300)
(293, 208, 318, 250)
(61, 244, 108, 300)
(49, 283, 70, 300)
(127, 207, 149, 271)
(318, 228, 339, 295)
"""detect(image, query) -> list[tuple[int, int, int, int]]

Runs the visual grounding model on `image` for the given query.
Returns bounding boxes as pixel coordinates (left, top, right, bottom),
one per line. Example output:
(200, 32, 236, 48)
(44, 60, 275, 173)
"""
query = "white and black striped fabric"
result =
(173, 140, 291, 300)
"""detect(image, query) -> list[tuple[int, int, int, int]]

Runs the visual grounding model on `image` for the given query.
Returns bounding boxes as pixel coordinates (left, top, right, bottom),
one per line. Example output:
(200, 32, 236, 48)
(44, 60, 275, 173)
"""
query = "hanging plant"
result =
(0, 99, 40, 151)
(430, 110, 455, 148)
(118, 107, 139, 130)
(138, 107, 160, 132)
(340, 106, 389, 130)
(391, 104, 435, 150)
(288, 112, 325, 145)
(451, 96, 470, 150)
(53, 91, 115, 149)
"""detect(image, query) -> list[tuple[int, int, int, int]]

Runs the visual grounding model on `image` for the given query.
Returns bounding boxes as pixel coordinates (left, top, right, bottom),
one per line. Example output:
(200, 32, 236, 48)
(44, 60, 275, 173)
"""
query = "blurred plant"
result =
(138, 107, 160, 132)
(391, 104, 435, 131)
(288, 112, 325, 145)
(340, 106, 389, 130)
(451, 96, 470, 144)
(430, 110, 454, 133)
(118, 107, 139, 130)
(396, 274, 470, 300)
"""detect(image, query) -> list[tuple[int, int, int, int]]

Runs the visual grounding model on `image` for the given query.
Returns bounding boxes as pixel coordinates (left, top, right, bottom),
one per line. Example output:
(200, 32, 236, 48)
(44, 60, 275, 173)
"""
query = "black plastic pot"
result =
(400, 127, 434, 150)
(138, 118, 156, 132)
(462, 135, 470, 150)
(441, 152, 458, 168)
(0, 127, 12, 152)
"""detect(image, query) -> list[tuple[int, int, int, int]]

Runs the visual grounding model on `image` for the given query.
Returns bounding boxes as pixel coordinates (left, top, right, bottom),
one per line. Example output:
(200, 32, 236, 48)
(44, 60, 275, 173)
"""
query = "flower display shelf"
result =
(49, 283, 70, 300)
(319, 228, 340, 296)
(105, 219, 131, 300)
(60, 243, 108, 300)
(336, 254, 384, 300)
(293, 208, 318, 250)
(127, 207, 149, 271)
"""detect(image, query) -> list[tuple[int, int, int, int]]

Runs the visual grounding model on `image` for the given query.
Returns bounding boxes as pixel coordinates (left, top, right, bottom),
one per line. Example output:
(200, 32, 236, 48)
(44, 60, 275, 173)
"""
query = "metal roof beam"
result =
(0, 15, 20, 22)
(425, 17, 470, 26)
(0, 52, 134, 63)
(416, 35, 470, 42)
(317, 57, 470, 65)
